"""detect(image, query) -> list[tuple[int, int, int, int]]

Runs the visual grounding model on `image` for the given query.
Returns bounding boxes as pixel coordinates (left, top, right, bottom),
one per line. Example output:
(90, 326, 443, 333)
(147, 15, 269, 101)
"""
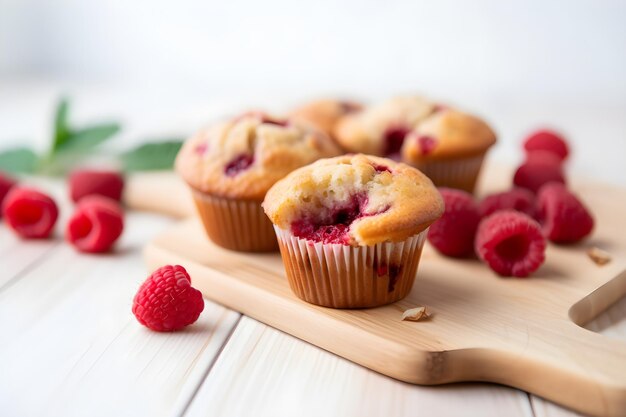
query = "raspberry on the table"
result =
(427, 188, 481, 257)
(523, 129, 569, 161)
(513, 156, 566, 194)
(0, 172, 17, 216)
(536, 182, 594, 243)
(2, 187, 59, 239)
(475, 210, 546, 277)
(132, 265, 205, 332)
(66, 195, 124, 253)
(479, 188, 536, 218)
(69, 169, 124, 203)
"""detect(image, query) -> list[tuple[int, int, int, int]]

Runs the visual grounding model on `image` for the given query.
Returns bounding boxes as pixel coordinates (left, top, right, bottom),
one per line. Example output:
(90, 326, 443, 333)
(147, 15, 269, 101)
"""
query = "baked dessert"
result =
(176, 111, 342, 252)
(333, 96, 436, 159)
(289, 99, 362, 142)
(402, 109, 496, 192)
(263, 154, 444, 308)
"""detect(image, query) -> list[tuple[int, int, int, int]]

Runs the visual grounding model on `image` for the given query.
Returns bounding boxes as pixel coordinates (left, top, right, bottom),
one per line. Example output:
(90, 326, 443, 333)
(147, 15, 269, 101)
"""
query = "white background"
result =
(1, 0, 625, 185)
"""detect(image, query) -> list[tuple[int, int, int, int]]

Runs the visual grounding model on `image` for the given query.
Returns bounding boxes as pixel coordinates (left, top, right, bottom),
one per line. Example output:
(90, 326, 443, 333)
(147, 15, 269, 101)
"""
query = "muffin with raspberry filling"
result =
(401, 109, 496, 192)
(289, 98, 362, 144)
(263, 154, 444, 308)
(333, 95, 436, 159)
(176, 111, 341, 252)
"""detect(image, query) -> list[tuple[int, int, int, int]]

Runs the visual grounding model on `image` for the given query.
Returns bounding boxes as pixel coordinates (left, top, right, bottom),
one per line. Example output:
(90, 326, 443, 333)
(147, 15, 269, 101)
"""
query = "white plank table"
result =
(1, 82, 625, 417)
(0, 194, 624, 417)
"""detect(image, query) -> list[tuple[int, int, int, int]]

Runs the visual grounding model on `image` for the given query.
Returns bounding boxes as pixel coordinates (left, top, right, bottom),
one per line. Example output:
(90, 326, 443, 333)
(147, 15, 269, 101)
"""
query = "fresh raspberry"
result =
(513, 156, 566, 193)
(479, 188, 536, 218)
(475, 210, 546, 277)
(69, 169, 124, 203)
(427, 188, 481, 257)
(132, 265, 205, 332)
(0, 172, 18, 217)
(523, 129, 569, 161)
(536, 182, 594, 243)
(66, 195, 124, 253)
(525, 149, 564, 166)
(2, 187, 59, 238)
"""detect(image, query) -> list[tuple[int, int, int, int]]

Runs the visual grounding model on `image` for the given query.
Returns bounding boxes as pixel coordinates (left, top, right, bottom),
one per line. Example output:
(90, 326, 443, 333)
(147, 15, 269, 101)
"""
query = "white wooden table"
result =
(0, 176, 624, 417)
(1, 82, 625, 417)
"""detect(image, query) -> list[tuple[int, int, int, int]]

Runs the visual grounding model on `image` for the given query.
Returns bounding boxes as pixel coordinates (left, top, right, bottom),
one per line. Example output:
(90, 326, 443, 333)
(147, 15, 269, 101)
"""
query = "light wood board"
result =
(144, 170, 626, 417)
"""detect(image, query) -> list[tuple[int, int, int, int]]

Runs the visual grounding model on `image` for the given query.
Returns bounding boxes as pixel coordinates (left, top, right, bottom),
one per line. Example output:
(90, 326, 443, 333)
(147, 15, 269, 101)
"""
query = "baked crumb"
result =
(402, 306, 430, 322)
(587, 247, 611, 266)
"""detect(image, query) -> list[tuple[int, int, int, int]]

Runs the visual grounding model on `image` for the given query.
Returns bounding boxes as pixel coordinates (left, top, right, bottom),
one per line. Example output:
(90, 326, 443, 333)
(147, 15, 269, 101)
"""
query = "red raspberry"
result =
(523, 129, 569, 161)
(513, 155, 566, 193)
(132, 265, 204, 332)
(69, 169, 124, 203)
(427, 188, 481, 257)
(479, 188, 536, 218)
(2, 187, 59, 238)
(0, 172, 18, 216)
(536, 182, 594, 243)
(475, 210, 546, 277)
(66, 195, 124, 253)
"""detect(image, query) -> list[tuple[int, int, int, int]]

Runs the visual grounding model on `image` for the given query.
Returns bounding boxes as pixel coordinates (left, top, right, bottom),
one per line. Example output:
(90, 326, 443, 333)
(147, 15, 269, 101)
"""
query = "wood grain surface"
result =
(144, 167, 626, 417)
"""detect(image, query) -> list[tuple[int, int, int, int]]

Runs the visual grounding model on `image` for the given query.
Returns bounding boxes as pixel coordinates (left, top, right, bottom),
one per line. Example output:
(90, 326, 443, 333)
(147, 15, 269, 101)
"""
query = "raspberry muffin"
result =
(402, 109, 496, 192)
(289, 99, 362, 142)
(176, 112, 341, 252)
(263, 154, 444, 308)
(333, 95, 436, 159)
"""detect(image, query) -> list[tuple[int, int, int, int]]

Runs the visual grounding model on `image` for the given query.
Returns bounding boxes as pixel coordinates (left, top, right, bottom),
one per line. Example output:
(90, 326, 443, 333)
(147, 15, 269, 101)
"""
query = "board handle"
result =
(123, 171, 195, 218)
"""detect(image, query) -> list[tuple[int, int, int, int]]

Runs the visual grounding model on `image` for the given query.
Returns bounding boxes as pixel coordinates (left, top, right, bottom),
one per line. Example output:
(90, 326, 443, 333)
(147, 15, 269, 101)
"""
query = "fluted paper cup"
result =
(192, 190, 278, 252)
(408, 153, 486, 193)
(274, 227, 428, 308)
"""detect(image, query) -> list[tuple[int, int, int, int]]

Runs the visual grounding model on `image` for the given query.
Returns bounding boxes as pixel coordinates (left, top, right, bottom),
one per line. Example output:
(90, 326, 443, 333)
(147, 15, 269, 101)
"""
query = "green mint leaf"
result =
(0, 147, 39, 174)
(121, 140, 183, 171)
(51, 97, 71, 153)
(56, 123, 121, 153)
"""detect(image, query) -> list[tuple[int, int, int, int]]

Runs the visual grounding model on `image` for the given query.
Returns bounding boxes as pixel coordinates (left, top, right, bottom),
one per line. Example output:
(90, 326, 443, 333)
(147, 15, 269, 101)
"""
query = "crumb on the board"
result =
(402, 306, 430, 322)
(587, 247, 611, 266)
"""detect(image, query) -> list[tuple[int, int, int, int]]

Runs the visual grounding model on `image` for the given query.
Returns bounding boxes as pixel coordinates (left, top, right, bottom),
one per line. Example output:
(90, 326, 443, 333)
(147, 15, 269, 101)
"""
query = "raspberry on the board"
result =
(475, 210, 546, 278)
(427, 188, 481, 257)
(479, 188, 536, 218)
(523, 129, 569, 161)
(536, 182, 594, 243)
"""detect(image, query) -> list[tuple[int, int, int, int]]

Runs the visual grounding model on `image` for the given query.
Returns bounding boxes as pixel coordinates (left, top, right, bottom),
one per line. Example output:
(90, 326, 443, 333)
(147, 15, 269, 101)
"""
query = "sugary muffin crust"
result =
(263, 154, 444, 246)
(402, 109, 496, 161)
(333, 96, 436, 158)
(176, 112, 342, 200)
(289, 99, 362, 139)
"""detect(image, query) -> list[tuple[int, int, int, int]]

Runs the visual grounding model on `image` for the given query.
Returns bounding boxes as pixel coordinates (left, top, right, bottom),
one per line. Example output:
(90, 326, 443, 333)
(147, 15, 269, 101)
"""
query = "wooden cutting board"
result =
(140, 166, 626, 417)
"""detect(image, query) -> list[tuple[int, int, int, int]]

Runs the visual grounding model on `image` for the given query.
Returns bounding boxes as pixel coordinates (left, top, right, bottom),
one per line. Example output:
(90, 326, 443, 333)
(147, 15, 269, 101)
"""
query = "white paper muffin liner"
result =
(274, 227, 428, 308)
(409, 153, 486, 193)
(193, 191, 278, 252)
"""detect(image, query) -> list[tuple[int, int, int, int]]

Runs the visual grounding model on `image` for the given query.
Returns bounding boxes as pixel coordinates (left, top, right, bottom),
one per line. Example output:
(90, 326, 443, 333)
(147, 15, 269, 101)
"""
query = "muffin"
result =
(176, 112, 342, 252)
(401, 109, 496, 192)
(333, 96, 436, 159)
(263, 154, 444, 308)
(289, 99, 362, 142)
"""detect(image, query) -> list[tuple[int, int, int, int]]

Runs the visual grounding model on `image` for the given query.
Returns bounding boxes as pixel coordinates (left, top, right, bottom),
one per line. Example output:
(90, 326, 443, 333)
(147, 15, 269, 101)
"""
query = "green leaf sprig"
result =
(0, 98, 184, 175)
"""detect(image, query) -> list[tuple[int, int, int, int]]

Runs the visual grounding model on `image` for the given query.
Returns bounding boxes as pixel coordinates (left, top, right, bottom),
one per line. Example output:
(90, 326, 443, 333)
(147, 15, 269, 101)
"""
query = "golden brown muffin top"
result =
(289, 99, 362, 140)
(175, 112, 342, 200)
(402, 109, 497, 161)
(333, 96, 436, 157)
(263, 154, 444, 246)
